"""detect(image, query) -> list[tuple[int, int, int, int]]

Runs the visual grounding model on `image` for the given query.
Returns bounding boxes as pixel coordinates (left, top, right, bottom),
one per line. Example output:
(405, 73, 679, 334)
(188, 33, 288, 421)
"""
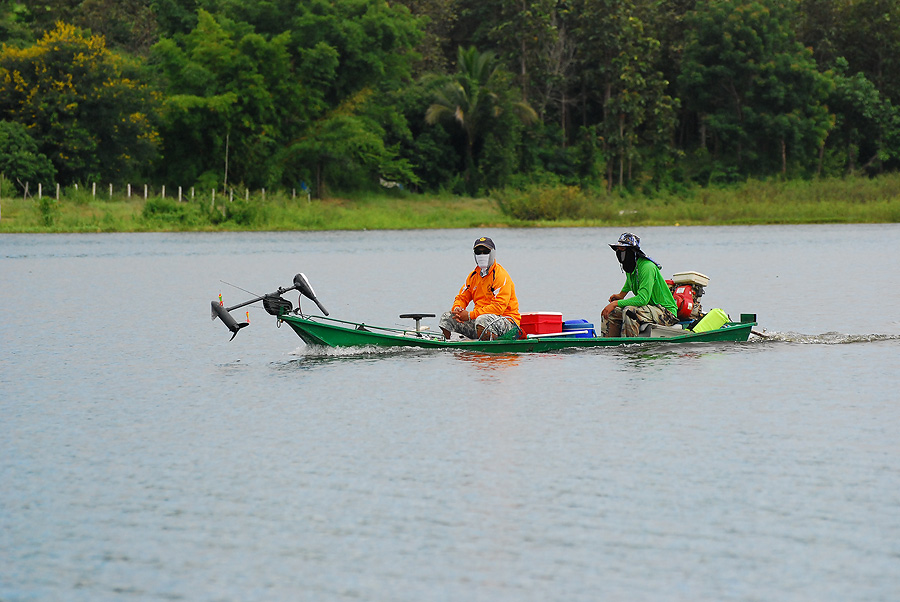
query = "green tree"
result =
(425, 46, 537, 192)
(19, 0, 81, 36)
(0, 119, 55, 191)
(210, 0, 423, 103)
(284, 0, 430, 193)
(394, 0, 459, 74)
(797, 0, 900, 174)
(679, 0, 834, 179)
(825, 57, 900, 175)
(291, 0, 422, 102)
(76, 0, 158, 54)
(477, 69, 529, 190)
(152, 2, 422, 193)
(282, 89, 419, 197)
(0, 21, 160, 183)
(0, 0, 33, 46)
(490, 0, 557, 103)
(573, 0, 677, 190)
(392, 77, 459, 191)
(796, 0, 844, 68)
(151, 0, 201, 38)
(151, 10, 306, 189)
(835, 0, 900, 103)
(488, 0, 581, 144)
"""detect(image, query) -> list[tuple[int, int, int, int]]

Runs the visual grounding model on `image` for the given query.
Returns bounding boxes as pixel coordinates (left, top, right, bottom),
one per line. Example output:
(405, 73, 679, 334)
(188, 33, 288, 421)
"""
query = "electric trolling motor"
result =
(211, 273, 328, 340)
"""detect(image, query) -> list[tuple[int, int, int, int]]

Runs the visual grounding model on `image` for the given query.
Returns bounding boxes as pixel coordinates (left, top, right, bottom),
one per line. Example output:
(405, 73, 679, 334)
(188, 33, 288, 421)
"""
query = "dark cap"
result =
(473, 236, 495, 250)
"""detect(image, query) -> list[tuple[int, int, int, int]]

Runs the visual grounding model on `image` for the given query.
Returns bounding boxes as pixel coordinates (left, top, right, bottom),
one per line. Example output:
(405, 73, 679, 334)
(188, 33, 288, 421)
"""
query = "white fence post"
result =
(109, 183, 113, 198)
(127, 184, 131, 198)
(92, 182, 96, 198)
(56, 183, 60, 200)
(191, 187, 195, 199)
(161, 185, 166, 198)
(178, 186, 182, 202)
(144, 184, 148, 199)
(38, 183, 42, 199)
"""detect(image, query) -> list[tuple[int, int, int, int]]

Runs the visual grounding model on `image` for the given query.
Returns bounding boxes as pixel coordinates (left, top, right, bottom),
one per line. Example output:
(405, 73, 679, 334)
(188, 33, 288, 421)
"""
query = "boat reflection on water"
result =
(453, 351, 522, 373)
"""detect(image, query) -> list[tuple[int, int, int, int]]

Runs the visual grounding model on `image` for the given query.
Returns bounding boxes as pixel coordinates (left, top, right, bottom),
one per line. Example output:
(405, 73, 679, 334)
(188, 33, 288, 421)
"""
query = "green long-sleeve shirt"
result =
(617, 257, 678, 316)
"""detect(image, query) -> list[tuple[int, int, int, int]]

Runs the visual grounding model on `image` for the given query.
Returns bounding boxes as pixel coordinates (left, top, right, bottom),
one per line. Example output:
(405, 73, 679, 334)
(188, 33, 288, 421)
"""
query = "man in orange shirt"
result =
(439, 236, 521, 341)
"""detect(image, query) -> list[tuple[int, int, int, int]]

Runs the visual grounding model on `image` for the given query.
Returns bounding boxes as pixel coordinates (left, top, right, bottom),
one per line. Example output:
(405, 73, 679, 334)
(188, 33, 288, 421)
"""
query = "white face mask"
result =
(475, 254, 490, 270)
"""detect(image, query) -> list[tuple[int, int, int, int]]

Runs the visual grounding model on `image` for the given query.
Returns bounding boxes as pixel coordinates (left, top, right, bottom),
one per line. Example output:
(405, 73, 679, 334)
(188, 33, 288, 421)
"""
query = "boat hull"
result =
(280, 314, 755, 353)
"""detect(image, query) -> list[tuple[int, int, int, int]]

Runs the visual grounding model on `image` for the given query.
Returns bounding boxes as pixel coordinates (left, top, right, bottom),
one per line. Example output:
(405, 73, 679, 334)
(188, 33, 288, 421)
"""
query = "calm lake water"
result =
(2, 225, 899, 601)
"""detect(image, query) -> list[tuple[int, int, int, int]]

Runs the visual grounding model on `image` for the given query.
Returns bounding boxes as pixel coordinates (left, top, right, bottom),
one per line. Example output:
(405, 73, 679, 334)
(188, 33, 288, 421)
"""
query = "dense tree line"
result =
(2, 0, 899, 197)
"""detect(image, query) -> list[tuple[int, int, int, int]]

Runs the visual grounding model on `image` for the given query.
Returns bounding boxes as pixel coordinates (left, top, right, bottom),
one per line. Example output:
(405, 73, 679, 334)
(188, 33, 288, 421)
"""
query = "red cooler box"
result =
(520, 312, 563, 335)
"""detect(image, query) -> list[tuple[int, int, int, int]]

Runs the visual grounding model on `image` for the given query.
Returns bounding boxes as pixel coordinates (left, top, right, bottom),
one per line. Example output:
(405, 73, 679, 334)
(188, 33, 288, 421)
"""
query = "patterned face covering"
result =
(475, 253, 490, 270)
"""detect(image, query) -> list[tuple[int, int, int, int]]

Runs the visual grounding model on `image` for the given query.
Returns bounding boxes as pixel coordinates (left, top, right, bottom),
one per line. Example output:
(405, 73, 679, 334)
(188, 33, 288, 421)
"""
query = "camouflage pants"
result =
(439, 312, 519, 340)
(601, 304, 678, 337)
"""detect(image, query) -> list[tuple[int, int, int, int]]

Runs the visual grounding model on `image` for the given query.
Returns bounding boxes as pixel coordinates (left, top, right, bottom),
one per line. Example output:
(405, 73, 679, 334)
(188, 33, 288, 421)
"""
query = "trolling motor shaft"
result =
(211, 273, 328, 340)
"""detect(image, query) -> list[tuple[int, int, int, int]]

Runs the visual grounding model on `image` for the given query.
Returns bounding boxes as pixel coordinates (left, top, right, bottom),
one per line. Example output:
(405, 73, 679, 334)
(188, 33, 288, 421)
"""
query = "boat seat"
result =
(399, 313, 435, 332)
(640, 323, 687, 338)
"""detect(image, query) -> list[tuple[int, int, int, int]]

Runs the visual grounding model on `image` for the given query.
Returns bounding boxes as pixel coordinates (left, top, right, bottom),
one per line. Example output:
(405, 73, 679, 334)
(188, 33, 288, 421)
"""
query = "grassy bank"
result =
(1, 175, 899, 233)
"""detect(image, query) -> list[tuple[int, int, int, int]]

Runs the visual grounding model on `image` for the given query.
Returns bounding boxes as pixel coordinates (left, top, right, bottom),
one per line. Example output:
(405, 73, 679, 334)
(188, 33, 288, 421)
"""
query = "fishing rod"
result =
(211, 273, 329, 340)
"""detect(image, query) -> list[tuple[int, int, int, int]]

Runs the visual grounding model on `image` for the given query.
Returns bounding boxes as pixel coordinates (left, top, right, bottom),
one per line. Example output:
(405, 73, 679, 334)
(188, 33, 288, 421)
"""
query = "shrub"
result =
(221, 199, 261, 226)
(142, 197, 204, 226)
(37, 196, 59, 226)
(492, 185, 590, 220)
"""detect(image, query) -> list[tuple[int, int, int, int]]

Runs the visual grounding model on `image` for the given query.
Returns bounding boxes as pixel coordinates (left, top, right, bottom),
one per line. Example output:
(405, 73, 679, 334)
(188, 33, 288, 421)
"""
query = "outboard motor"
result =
(667, 271, 709, 321)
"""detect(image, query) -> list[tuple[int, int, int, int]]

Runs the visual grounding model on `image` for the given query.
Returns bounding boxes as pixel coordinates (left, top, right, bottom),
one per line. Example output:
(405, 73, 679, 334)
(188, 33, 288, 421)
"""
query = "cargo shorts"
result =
(439, 311, 519, 340)
(601, 304, 678, 337)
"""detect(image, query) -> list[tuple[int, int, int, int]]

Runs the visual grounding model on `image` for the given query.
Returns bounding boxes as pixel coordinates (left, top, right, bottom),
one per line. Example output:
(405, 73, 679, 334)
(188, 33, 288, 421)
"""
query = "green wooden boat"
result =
(279, 313, 756, 353)
(211, 273, 758, 352)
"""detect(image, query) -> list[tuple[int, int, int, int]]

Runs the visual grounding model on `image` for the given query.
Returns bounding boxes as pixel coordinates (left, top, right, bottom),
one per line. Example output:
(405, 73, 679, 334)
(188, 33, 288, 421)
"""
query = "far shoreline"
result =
(1, 174, 898, 233)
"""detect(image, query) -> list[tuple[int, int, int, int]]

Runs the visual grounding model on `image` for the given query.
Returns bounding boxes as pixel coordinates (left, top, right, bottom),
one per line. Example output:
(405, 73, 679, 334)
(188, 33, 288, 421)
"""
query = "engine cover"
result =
(672, 284, 697, 320)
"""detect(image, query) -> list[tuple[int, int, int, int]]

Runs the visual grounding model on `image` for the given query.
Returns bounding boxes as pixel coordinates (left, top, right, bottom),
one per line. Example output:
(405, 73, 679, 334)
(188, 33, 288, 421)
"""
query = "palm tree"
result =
(426, 46, 537, 187)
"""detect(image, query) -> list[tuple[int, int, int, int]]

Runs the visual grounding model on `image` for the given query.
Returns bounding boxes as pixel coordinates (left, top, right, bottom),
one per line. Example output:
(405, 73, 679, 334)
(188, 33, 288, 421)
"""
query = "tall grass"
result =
(1, 174, 898, 233)
(494, 175, 900, 226)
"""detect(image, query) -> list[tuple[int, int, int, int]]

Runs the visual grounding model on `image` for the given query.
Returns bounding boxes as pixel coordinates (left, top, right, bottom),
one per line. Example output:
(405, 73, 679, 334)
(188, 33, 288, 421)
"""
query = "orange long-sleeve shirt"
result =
(452, 263, 521, 325)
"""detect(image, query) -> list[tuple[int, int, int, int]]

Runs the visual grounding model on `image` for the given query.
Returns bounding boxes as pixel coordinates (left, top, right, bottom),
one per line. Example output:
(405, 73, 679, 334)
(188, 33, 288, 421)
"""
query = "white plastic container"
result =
(671, 271, 710, 287)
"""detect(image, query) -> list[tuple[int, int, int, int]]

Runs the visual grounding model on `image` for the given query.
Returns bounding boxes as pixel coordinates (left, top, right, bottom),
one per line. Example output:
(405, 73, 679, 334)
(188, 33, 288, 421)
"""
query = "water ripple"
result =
(758, 331, 900, 344)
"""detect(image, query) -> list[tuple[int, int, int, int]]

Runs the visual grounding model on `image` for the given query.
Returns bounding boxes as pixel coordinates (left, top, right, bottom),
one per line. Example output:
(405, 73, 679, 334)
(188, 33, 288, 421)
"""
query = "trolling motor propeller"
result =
(211, 301, 249, 341)
(211, 272, 329, 340)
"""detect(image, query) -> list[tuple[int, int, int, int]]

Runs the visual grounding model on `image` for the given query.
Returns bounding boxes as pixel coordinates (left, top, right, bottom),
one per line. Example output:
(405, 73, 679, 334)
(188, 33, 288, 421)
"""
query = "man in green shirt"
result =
(601, 232, 679, 337)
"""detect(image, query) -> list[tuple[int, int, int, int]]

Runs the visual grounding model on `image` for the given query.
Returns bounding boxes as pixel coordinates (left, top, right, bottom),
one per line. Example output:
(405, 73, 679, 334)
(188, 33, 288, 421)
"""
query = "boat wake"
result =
(278, 333, 900, 360)
(752, 331, 900, 344)
(287, 344, 424, 358)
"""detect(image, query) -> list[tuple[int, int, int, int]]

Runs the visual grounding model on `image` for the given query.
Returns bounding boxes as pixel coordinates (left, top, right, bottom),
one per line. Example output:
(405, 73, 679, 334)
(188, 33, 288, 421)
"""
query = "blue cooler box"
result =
(563, 319, 595, 338)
